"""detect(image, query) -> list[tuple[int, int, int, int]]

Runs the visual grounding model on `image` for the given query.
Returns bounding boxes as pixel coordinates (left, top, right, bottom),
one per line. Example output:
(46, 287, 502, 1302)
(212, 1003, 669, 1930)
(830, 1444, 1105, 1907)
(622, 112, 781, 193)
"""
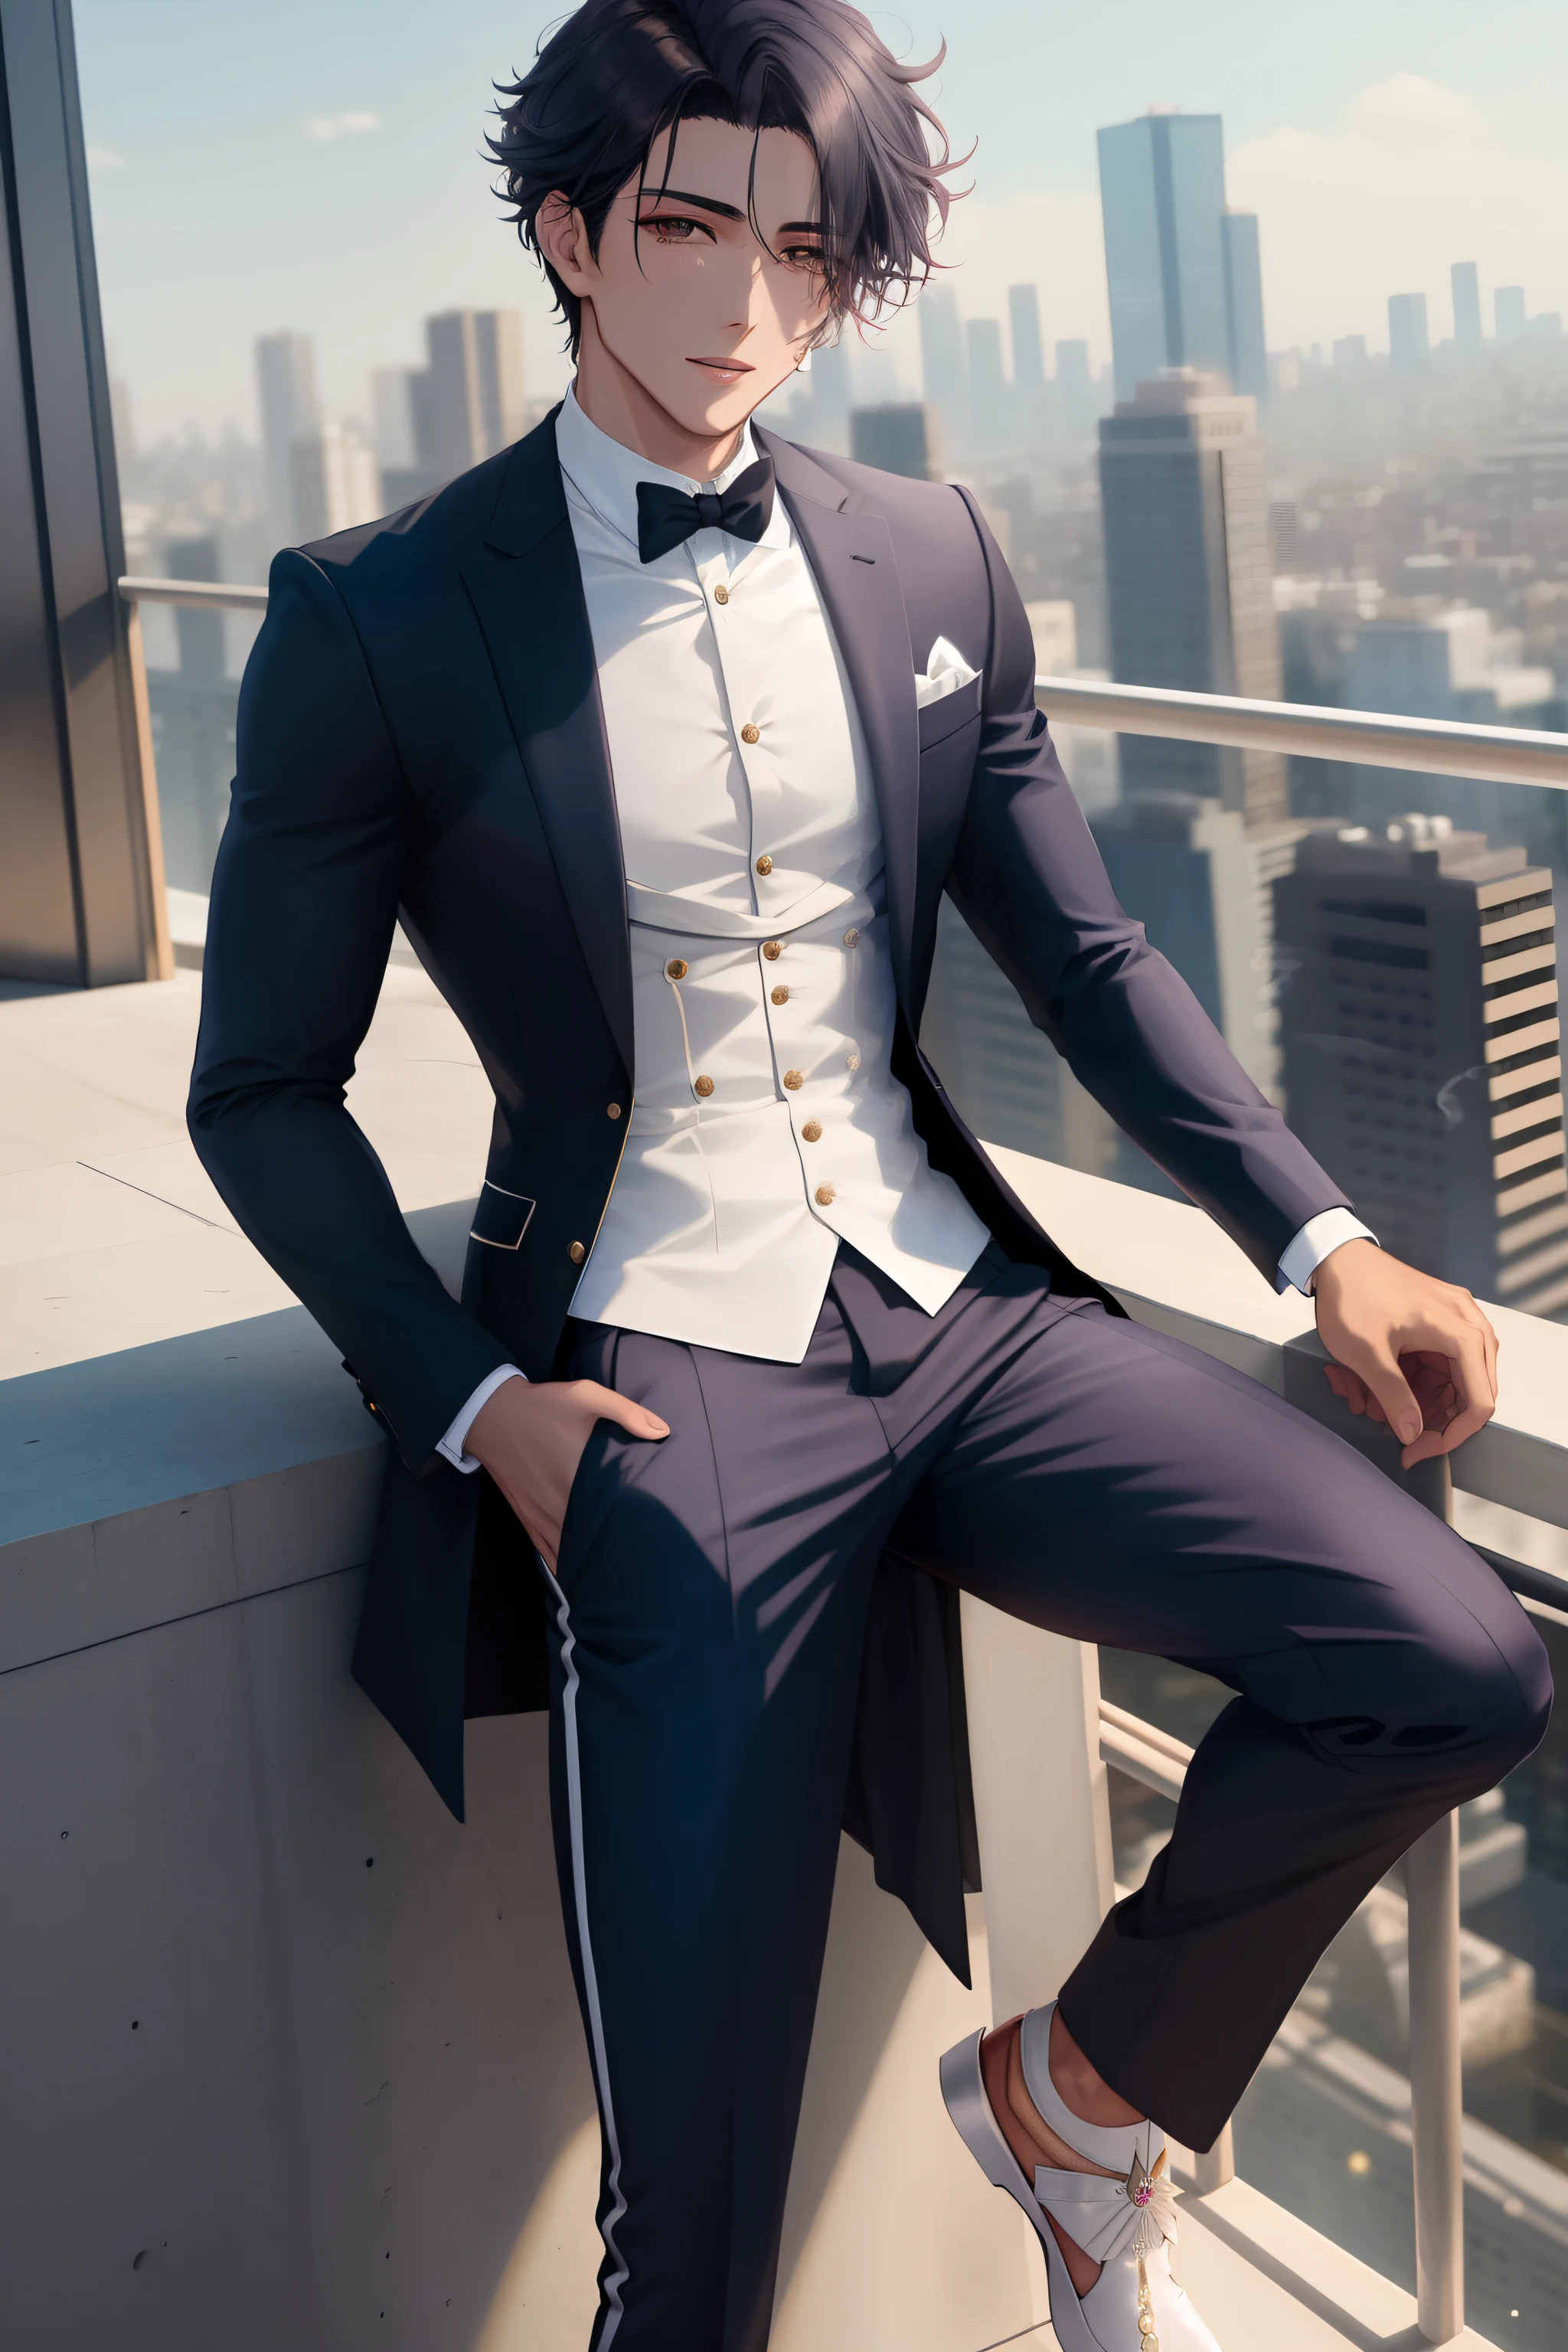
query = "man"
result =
(188, 5, 1550, 2348)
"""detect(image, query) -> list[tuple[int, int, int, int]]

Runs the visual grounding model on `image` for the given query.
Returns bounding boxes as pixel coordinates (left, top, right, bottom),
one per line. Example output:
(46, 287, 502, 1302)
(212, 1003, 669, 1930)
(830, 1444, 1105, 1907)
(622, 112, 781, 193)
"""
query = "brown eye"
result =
(640, 214, 706, 245)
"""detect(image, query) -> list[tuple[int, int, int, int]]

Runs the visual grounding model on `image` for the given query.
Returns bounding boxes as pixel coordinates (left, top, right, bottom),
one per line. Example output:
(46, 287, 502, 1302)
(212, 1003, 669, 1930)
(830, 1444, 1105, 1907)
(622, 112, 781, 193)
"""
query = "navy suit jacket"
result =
(188, 412, 1349, 1981)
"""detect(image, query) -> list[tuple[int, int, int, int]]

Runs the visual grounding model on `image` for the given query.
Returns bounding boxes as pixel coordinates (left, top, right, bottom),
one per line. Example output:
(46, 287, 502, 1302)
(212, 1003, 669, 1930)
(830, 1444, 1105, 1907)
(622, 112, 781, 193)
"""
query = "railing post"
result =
(123, 598, 175, 980)
(1404, 1451, 1465, 2344)
(1406, 1809, 1464, 2342)
(1192, 2120, 1235, 2196)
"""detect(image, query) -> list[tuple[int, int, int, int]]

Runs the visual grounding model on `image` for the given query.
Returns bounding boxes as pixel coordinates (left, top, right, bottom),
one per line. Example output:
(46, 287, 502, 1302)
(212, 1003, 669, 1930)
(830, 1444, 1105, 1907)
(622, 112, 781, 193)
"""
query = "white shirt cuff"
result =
(436, 1364, 526, 1472)
(1276, 1208, 1380, 1296)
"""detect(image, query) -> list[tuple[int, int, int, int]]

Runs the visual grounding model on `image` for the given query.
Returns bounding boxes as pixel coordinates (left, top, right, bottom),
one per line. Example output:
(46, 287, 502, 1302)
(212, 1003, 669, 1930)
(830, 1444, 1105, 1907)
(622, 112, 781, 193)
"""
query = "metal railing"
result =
(1035, 671, 1568, 792)
(122, 570, 1568, 2342)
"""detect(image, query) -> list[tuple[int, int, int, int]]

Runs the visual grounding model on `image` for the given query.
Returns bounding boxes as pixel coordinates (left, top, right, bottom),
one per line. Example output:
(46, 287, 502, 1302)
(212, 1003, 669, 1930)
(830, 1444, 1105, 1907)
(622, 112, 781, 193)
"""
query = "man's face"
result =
(549, 117, 834, 443)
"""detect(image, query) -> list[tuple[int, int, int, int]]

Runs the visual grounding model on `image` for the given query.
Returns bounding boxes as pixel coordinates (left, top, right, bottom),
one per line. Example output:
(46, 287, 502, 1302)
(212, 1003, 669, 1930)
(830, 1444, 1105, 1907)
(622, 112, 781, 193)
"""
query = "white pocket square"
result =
(914, 635, 980, 710)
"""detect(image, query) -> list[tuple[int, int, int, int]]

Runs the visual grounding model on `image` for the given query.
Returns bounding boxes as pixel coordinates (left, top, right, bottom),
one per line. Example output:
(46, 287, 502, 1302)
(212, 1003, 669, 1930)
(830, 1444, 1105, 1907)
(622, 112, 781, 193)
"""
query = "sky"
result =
(74, 0, 1568, 445)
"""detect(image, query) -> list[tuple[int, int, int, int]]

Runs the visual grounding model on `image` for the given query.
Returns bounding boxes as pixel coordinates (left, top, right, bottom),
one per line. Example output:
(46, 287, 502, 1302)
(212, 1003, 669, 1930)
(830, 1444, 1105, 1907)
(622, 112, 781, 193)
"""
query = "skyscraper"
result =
(371, 366, 416, 469)
(291, 424, 383, 541)
(917, 283, 966, 436)
(1008, 285, 1046, 393)
(849, 403, 942, 480)
(1098, 370, 1285, 824)
(1221, 213, 1268, 401)
(1276, 820, 1566, 1316)
(410, 309, 527, 481)
(1097, 113, 1232, 400)
(1008, 283, 1047, 443)
(1452, 261, 1484, 356)
(965, 316, 1005, 452)
(807, 335, 851, 450)
(1495, 286, 1528, 345)
(473, 310, 526, 452)
(1388, 292, 1429, 374)
(1054, 338, 1094, 436)
(254, 332, 320, 538)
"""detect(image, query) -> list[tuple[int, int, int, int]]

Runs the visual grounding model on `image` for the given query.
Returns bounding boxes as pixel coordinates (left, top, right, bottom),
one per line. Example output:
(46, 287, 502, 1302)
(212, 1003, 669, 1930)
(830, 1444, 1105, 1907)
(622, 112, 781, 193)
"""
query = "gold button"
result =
(568, 1240, 586, 1265)
(665, 957, 688, 980)
(714, 583, 729, 605)
(843, 928, 860, 948)
(607, 1102, 622, 1119)
(801, 1120, 822, 1142)
(814, 1184, 836, 1207)
(762, 939, 782, 961)
(694, 1074, 715, 1098)
(783, 1068, 804, 1090)
(740, 723, 760, 745)
(771, 985, 789, 1005)
(845, 1053, 860, 1070)
(755, 854, 773, 875)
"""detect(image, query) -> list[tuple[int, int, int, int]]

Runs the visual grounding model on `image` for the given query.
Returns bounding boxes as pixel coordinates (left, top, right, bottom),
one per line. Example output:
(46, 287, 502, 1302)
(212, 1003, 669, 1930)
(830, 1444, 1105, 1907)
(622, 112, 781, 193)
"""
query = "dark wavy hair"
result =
(488, 0, 962, 358)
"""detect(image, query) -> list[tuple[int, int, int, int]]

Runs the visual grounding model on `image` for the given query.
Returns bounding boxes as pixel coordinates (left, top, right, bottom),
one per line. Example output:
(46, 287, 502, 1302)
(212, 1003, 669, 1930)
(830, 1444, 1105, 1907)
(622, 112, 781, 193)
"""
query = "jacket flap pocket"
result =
(918, 673, 982, 752)
(469, 1181, 537, 1250)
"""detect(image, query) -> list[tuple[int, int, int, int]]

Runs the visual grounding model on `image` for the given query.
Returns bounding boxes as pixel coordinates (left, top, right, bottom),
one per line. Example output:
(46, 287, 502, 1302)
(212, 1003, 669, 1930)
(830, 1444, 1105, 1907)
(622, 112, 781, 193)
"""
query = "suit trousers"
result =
(539, 1242, 1550, 2352)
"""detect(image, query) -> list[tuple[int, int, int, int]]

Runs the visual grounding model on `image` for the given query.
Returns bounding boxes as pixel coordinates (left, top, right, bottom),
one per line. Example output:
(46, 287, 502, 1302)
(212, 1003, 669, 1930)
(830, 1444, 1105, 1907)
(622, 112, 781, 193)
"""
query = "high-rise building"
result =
(1332, 334, 1368, 368)
(255, 331, 320, 537)
(1388, 292, 1429, 374)
(410, 309, 526, 481)
(1093, 795, 1305, 1109)
(1097, 112, 1232, 400)
(290, 425, 383, 541)
(917, 285, 966, 436)
(1276, 819, 1566, 1316)
(1054, 338, 1095, 435)
(371, 366, 416, 469)
(1008, 283, 1047, 443)
(1098, 369, 1285, 825)
(849, 403, 942, 480)
(1452, 261, 1484, 356)
(1495, 286, 1528, 345)
(1221, 212, 1269, 402)
(807, 336, 851, 449)
(1008, 285, 1046, 394)
(473, 310, 526, 451)
(965, 316, 1005, 452)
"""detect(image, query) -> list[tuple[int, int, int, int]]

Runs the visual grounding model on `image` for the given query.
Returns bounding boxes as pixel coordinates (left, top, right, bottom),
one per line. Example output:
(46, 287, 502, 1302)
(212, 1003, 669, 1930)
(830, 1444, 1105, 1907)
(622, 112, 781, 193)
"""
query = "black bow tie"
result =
(635, 456, 776, 564)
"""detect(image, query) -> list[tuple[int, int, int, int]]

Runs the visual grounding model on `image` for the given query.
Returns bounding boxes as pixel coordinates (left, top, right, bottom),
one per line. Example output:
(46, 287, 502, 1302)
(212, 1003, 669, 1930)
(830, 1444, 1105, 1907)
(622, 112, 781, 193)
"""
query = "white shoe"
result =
(939, 2003, 1222, 2352)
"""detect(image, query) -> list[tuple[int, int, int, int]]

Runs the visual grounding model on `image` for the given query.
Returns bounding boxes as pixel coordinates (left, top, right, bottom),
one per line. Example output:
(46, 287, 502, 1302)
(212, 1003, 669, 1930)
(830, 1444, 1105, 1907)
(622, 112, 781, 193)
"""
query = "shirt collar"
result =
(557, 381, 782, 556)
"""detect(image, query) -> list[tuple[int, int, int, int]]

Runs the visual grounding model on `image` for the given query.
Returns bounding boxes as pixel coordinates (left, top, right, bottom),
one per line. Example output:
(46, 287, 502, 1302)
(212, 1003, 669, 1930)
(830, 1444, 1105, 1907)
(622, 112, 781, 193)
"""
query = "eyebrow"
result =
(638, 187, 824, 237)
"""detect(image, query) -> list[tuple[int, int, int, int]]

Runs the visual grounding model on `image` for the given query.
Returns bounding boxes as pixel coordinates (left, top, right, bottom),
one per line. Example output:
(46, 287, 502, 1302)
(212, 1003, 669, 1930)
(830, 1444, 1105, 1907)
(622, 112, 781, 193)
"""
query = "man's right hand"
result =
(466, 1375, 668, 1571)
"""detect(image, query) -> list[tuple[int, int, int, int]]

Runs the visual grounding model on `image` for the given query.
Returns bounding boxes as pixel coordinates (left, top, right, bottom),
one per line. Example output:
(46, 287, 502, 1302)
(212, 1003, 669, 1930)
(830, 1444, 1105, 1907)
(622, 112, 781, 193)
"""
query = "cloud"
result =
(1227, 76, 1568, 351)
(87, 145, 125, 171)
(305, 112, 380, 141)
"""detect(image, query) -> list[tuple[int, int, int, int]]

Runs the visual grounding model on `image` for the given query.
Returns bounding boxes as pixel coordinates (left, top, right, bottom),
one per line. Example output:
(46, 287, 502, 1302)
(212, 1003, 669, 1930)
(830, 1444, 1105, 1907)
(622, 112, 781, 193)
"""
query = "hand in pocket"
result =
(467, 1377, 668, 1570)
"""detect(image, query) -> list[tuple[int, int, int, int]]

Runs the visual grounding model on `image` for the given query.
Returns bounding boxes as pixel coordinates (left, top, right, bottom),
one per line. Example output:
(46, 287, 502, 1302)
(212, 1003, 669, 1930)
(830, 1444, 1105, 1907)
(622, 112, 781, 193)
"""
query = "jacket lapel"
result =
(758, 429, 920, 1008)
(461, 416, 635, 1071)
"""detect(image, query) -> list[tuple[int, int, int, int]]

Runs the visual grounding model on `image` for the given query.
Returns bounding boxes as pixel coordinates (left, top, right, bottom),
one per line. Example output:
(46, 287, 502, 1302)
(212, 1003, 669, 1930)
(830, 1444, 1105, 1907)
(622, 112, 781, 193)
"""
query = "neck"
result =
(572, 310, 752, 479)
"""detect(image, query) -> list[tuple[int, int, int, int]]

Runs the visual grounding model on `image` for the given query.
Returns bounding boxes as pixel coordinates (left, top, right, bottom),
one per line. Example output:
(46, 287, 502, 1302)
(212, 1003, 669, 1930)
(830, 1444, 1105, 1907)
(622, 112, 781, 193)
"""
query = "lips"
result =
(688, 357, 754, 384)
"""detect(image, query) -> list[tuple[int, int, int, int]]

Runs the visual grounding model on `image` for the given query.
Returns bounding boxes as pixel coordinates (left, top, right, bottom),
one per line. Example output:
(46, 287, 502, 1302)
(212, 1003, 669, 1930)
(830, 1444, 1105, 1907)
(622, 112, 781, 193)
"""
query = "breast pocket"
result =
(917, 673, 982, 755)
(469, 1179, 537, 1250)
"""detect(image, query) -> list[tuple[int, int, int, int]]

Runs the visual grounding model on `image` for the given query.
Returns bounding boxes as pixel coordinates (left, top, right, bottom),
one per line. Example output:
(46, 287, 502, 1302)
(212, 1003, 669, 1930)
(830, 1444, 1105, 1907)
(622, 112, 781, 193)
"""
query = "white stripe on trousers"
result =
(543, 1559, 630, 2345)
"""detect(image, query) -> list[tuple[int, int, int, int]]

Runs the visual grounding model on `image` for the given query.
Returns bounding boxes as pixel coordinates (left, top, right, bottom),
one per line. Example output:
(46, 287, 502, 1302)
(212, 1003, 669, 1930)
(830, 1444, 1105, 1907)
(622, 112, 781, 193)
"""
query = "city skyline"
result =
(76, 0, 1568, 443)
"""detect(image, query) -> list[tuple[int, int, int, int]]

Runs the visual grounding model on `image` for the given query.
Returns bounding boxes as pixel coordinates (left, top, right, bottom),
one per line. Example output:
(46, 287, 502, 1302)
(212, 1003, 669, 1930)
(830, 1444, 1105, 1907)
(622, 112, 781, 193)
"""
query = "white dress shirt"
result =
(437, 390, 1374, 1467)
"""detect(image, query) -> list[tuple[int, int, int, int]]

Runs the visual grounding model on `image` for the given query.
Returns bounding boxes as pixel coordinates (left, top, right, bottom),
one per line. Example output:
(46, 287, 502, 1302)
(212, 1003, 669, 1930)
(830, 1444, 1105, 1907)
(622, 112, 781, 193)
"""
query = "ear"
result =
(537, 191, 595, 294)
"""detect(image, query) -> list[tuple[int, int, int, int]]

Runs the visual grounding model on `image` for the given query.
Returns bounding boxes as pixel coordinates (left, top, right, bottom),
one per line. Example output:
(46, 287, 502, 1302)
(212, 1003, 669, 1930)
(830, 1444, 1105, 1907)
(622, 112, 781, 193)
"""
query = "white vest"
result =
(556, 389, 988, 1364)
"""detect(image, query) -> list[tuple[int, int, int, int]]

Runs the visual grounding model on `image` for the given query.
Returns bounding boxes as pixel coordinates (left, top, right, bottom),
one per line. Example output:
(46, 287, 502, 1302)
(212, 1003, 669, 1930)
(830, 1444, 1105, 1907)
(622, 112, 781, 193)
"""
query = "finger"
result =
(1426, 1320, 1497, 1455)
(1351, 1348, 1424, 1449)
(1322, 1363, 1370, 1414)
(593, 1387, 670, 1441)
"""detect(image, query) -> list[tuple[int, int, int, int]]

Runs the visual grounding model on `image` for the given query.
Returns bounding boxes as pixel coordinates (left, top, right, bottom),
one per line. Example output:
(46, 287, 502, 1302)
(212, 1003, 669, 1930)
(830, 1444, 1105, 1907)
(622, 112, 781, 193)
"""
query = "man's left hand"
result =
(1311, 1238, 1498, 1470)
